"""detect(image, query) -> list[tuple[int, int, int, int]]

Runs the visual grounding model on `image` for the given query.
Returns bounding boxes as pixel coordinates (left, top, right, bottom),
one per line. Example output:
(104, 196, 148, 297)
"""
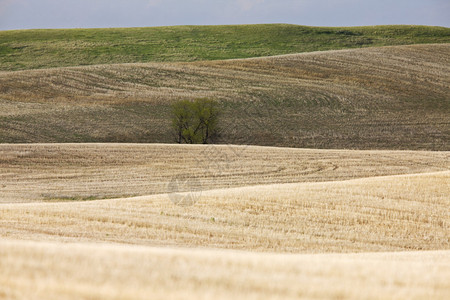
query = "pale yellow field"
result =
(1, 239, 449, 300)
(1, 170, 449, 253)
(1, 143, 448, 203)
(1, 144, 449, 299)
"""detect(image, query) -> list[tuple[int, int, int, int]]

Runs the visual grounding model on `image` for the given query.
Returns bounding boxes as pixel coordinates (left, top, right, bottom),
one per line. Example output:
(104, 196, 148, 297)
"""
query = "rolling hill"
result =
(1, 166, 449, 253)
(1, 145, 449, 298)
(1, 144, 448, 253)
(1, 23, 449, 299)
(1, 24, 449, 71)
(1, 44, 449, 149)
(0, 143, 449, 203)
(1, 141, 449, 300)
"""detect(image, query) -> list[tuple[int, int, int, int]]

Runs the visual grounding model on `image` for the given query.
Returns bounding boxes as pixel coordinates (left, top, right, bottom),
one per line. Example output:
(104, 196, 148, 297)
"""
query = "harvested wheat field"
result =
(1, 44, 449, 149)
(0, 144, 449, 299)
(0, 143, 449, 203)
(1, 166, 449, 252)
(1, 240, 449, 300)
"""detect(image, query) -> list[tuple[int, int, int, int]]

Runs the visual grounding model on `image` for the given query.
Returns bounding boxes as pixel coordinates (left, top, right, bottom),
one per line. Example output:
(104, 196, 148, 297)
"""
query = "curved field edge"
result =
(1, 171, 449, 253)
(1, 239, 449, 300)
(1, 44, 449, 149)
(0, 143, 449, 203)
(1, 24, 449, 71)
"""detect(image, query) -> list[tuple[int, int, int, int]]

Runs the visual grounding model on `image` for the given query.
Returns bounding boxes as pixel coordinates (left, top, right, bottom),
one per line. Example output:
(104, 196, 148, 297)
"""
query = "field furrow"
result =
(1, 169, 448, 253)
(1, 44, 449, 149)
(0, 144, 448, 203)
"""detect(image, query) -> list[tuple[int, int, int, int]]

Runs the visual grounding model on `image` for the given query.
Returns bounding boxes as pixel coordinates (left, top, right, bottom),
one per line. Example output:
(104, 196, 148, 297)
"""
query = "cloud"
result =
(236, 0, 264, 11)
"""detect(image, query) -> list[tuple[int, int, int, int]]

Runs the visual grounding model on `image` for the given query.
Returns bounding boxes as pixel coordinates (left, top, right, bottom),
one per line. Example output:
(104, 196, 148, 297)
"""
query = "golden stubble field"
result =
(1, 240, 448, 300)
(1, 143, 449, 203)
(0, 143, 449, 299)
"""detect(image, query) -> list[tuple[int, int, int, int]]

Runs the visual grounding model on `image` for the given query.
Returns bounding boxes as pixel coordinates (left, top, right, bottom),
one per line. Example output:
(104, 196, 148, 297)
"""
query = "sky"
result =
(0, 0, 449, 30)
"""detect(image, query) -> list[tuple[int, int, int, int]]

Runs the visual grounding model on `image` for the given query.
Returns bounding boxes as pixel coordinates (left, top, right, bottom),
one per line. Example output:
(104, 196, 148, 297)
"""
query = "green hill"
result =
(1, 24, 449, 71)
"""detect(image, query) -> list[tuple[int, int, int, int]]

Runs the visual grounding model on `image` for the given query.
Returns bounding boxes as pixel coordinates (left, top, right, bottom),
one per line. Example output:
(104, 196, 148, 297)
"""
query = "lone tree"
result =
(171, 98, 220, 144)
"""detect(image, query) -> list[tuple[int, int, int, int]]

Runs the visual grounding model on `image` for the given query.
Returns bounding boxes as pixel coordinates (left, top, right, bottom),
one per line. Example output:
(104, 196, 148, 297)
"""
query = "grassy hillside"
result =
(1, 240, 449, 300)
(1, 44, 449, 149)
(0, 24, 449, 71)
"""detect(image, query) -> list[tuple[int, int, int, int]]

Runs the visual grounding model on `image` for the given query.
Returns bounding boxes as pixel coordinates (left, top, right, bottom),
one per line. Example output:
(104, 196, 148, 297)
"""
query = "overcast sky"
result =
(0, 0, 449, 30)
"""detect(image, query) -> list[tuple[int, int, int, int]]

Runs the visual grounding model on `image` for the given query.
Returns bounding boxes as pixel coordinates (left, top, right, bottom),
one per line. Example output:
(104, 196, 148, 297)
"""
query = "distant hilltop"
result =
(1, 24, 449, 71)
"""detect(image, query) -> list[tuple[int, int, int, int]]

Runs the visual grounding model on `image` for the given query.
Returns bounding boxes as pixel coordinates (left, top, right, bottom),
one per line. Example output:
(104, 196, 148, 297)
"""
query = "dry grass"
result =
(1, 144, 448, 203)
(1, 44, 449, 149)
(1, 169, 448, 253)
(1, 44, 448, 104)
(1, 239, 449, 300)
(1, 144, 449, 298)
